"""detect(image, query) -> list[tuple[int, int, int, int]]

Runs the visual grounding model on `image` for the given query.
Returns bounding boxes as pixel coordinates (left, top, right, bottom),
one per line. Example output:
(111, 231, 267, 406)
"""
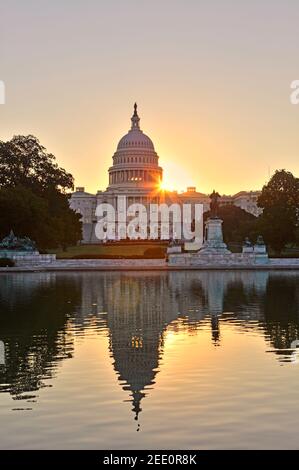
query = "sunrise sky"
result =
(1, 0, 299, 194)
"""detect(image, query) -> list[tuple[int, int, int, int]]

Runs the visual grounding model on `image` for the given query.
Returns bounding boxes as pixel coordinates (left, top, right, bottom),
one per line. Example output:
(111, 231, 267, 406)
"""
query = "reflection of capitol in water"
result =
(0, 271, 299, 419)
(77, 270, 285, 420)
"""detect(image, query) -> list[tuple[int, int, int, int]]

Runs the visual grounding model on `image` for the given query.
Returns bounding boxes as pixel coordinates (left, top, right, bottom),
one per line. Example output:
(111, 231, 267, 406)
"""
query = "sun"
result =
(158, 161, 196, 193)
(159, 181, 171, 191)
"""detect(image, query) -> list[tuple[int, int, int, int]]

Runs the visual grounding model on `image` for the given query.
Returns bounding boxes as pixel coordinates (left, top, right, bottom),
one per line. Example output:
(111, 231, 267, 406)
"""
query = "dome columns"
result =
(108, 168, 162, 186)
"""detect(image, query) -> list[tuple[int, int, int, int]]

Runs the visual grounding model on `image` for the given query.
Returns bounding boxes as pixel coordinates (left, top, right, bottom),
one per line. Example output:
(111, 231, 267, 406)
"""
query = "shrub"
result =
(143, 247, 166, 258)
(66, 246, 166, 259)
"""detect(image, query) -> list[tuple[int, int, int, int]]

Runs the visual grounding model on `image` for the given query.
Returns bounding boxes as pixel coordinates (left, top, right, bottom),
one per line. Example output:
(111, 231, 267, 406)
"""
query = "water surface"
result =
(0, 270, 299, 449)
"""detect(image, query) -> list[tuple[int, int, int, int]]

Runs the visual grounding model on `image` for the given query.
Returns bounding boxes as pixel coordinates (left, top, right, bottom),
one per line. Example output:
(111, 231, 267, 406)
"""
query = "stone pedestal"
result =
(167, 246, 182, 254)
(199, 218, 231, 255)
(242, 246, 254, 253)
(184, 241, 202, 252)
(167, 225, 271, 268)
(254, 244, 267, 254)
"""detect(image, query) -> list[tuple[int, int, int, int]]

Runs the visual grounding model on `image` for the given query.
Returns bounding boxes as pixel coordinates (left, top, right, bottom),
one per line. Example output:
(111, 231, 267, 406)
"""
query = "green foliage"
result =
(0, 186, 48, 244)
(0, 135, 73, 193)
(0, 258, 15, 267)
(0, 136, 82, 249)
(257, 170, 299, 253)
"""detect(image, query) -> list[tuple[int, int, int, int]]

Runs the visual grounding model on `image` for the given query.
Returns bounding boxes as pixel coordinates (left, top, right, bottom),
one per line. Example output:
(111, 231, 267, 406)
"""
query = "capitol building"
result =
(70, 104, 261, 243)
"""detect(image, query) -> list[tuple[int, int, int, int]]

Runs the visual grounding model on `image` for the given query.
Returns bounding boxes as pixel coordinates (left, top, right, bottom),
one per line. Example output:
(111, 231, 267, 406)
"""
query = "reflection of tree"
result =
(223, 281, 262, 313)
(0, 274, 80, 399)
(221, 272, 299, 360)
(262, 275, 299, 354)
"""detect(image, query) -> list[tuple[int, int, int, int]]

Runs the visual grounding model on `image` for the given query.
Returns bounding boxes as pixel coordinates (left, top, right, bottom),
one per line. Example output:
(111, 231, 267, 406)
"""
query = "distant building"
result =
(70, 104, 261, 243)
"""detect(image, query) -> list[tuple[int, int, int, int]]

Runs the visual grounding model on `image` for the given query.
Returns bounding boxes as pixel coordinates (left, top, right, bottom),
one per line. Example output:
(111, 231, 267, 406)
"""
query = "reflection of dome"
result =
(109, 326, 163, 422)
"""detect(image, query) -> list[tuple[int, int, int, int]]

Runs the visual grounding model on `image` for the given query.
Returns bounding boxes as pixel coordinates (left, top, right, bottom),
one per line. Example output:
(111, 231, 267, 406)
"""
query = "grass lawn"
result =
(49, 242, 168, 259)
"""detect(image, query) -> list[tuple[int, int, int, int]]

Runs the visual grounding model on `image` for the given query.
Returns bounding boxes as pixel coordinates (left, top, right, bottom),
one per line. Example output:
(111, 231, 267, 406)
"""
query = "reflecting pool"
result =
(0, 270, 299, 449)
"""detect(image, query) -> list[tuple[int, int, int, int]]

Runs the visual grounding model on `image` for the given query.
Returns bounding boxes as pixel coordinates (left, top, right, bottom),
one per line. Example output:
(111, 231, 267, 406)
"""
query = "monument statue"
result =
(196, 190, 231, 255)
(243, 237, 252, 247)
(0, 230, 37, 252)
(256, 235, 265, 246)
(253, 235, 267, 255)
(209, 190, 221, 218)
(242, 236, 254, 253)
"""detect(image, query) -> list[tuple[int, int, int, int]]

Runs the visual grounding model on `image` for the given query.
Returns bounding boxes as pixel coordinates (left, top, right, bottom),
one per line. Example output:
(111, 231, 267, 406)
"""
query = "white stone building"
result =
(70, 104, 261, 243)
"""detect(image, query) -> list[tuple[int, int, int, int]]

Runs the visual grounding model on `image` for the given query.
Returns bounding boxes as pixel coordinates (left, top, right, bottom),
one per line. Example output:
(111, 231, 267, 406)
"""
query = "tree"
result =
(0, 185, 82, 249)
(0, 136, 82, 249)
(0, 186, 50, 244)
(0, 135, 73, 193)
(257, 170, 299, 253)
(44, 188, 82, 249)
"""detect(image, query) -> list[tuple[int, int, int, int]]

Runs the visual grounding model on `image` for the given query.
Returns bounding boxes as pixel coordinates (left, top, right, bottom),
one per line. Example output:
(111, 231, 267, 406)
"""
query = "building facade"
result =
(70, 104, 261, 243)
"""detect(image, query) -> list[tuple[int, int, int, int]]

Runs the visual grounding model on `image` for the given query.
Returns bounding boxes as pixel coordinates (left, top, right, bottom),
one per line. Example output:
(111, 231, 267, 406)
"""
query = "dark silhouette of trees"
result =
(257, 170, 299, 253)
(0, 136, 81, 249)
(0, 135, 73, 193)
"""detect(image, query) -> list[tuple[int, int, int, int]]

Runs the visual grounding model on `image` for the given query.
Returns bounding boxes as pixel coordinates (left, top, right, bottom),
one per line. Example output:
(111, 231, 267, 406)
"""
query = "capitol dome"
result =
(108, 103, 163, 189)
(117, 103, 155, 151)
(117, 130, 155, 151)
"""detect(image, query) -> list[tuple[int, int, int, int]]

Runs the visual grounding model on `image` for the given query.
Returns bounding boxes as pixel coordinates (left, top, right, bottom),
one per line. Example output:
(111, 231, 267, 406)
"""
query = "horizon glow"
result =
(1, 1, 299, 195)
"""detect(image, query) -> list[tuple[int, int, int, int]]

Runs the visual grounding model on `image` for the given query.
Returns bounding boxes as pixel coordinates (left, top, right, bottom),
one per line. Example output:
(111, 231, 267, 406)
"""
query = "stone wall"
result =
(269, 258, 299, 267)
(52, 259, 166, 269)
(2, 253, 56, 267)
(1, 254, 299, 271)
(168, 252, 270, 267)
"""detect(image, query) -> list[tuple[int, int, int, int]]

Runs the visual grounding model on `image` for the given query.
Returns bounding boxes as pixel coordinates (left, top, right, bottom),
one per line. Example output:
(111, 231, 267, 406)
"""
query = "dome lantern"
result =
(131, 102, 140, 130)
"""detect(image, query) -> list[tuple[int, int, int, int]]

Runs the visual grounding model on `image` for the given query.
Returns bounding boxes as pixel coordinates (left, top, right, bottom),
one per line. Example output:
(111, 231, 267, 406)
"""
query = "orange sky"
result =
(1, 1, 299, 195)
